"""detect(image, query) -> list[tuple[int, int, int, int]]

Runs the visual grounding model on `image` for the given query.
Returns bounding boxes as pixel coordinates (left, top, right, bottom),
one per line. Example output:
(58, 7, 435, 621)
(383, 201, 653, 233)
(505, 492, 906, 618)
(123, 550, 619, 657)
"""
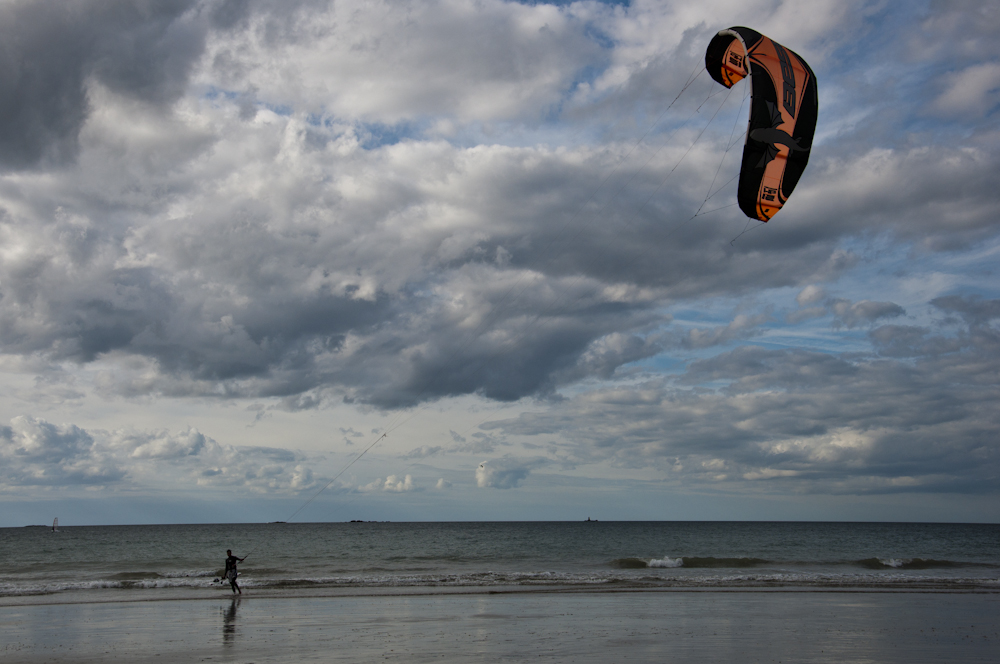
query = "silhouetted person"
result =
(224, 549, 245, 594)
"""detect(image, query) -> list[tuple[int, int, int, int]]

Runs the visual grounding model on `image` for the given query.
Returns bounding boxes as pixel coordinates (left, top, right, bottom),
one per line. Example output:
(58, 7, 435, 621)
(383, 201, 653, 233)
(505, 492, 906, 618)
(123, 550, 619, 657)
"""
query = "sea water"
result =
(1, 521, 997, 598)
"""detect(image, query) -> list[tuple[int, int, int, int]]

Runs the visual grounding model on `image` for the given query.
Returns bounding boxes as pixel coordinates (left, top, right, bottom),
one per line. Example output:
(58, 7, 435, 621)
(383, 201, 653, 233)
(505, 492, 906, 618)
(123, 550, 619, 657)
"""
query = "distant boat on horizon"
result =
(52, 517, 59, 532)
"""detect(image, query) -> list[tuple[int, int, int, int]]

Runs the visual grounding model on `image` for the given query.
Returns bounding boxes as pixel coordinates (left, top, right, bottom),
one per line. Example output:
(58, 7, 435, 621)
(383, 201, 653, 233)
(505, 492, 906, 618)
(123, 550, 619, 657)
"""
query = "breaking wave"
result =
(857, 558, 966, 570)
(4, 568, 997, 598)
(616, 557, 769, 569)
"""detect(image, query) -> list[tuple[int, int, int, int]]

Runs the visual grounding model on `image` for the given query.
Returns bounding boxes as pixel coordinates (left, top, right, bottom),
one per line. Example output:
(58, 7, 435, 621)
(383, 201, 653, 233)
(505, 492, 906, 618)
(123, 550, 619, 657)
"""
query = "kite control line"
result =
(240, 429, 393, 561)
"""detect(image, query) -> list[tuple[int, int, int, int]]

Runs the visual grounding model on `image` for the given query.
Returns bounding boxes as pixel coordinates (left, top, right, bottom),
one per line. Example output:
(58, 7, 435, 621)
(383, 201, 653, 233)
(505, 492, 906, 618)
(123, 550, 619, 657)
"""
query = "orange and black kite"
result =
(705, 27, 818, 221)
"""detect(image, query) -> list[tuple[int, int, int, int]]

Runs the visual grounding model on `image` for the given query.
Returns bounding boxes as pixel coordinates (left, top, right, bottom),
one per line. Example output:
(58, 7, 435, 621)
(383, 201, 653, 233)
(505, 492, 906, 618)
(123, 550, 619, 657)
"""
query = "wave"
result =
(679, 557, 770, 568)
(618, 556, 995, 571)
(0, 576, 221, 596)
(649, 557, 684, 568)
(613, 558, 657, 569)
(856, 558, 968, 570)
(3, 568, 998, 597)
(615, 557, 769, 569)
(108, 571, 166, 581)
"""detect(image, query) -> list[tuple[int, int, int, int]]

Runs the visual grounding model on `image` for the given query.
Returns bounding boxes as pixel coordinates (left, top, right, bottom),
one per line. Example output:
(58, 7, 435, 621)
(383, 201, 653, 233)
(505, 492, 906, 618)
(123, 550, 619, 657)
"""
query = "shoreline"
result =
(3, 588, 997, 663)
(4, 581, 998, 608)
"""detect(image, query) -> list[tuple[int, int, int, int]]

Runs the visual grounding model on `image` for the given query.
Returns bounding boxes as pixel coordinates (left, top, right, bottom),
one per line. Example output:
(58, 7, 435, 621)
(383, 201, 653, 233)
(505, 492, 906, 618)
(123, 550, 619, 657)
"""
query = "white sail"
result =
(52, 517, 58, 532)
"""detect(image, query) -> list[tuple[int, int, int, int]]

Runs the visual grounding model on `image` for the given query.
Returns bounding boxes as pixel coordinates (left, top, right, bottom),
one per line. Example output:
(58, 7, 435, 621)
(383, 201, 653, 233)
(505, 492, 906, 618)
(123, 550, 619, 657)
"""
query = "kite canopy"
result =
(705, 27, 818, 221)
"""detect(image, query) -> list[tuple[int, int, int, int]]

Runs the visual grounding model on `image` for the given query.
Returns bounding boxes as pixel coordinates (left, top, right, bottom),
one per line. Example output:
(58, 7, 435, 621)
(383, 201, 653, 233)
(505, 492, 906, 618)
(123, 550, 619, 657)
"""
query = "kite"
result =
(705, 27, 818, 221)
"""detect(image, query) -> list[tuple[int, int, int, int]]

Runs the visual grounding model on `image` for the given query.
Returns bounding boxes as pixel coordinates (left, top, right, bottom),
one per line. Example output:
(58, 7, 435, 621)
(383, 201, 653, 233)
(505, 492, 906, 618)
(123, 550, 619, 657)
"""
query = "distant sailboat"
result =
(52, 517, 59, 532)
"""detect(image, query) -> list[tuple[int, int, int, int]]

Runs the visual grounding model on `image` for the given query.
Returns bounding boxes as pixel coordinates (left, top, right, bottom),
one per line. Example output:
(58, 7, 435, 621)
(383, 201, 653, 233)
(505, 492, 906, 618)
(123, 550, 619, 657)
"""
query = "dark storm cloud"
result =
(0, 0, 209, 170)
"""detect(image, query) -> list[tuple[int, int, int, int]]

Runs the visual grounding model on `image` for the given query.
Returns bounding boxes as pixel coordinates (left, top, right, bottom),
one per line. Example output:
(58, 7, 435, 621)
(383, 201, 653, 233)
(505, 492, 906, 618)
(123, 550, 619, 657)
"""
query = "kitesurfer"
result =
(224, 549, 245, 594)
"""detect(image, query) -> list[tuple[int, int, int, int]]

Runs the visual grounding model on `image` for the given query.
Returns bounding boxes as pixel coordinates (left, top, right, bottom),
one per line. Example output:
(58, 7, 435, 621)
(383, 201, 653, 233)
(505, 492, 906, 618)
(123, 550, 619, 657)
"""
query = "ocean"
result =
(2, 521, 998, 599)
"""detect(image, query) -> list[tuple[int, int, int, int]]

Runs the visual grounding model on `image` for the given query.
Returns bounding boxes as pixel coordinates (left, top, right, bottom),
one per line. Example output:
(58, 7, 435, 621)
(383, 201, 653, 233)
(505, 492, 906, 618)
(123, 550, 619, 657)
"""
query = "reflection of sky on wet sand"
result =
(1, 592, 998, 662)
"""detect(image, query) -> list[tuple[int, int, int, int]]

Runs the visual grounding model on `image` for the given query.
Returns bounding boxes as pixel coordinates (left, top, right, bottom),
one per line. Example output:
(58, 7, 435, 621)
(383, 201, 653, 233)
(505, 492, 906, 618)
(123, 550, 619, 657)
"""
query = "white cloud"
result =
(0, 417, 321, 495)
(199, 0, 601, 124)
(117, 428, 208, 459)
(476, 456, 546, 489)
(0, 416, 124, 486)
(932, 62, 1000, 119)
(796, 285, 826, 307)
(361, 474, 415, 492)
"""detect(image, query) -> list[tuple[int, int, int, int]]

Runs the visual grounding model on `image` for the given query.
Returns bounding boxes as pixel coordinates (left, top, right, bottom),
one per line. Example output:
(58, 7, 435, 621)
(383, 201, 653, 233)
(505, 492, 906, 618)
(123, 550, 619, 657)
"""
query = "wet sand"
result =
(2, 589, 997, 663)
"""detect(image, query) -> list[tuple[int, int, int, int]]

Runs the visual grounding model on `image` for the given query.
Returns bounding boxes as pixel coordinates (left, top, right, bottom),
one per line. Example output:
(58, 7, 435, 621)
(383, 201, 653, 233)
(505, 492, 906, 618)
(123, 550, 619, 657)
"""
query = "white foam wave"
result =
(879, 558, 905, 568)
(649, 557, 683, 568)
(161, 569, 217, 579)
(0, 574, 226, 596)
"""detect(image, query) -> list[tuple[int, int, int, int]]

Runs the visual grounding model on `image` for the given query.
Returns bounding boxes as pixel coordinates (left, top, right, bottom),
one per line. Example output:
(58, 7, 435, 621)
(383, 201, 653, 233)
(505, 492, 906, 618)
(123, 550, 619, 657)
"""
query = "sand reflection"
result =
(222, 597, 240, 645)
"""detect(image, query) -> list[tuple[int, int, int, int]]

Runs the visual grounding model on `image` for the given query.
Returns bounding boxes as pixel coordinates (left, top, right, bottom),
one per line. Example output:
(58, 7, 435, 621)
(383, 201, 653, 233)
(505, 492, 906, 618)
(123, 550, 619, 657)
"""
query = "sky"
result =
(1, 0, 998, 526)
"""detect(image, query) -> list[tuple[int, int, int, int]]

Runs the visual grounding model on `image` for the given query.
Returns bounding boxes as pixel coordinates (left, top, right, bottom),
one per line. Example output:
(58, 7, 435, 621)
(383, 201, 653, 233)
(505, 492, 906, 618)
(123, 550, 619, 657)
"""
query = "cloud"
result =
(796, 285, 826, 307)
(476, 456, 546, 489)
(453, 433, 506, 455)
(0, 416, 124, 486)
(0, 0, 998, 520)
(931, 294, 1000, 326)
(201, 0, 604, 125)
(340, 427, 365, 446)
(0, 0, 997, 416)
(932, 62, 1000, 119)
(0, 0, 207, 170)
(404, 446, 442, 459)
(785, 294, 906, 328)
(0, 417, 322, 494)
(868, 325, 963, 358)
(361, 474, 414, 492)
(680, 346, 857, 394)
(116, 428, 208, 459)
(829, 299, 906, 329)
(483, 297, 1000, 495)
(681, 312, 771, 349)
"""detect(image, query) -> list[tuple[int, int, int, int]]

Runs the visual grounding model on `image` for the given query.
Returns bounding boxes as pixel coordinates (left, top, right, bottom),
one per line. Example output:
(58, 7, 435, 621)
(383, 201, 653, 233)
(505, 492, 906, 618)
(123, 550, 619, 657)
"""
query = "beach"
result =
(3, 523, 997, 662)
(3, 588, 997, 663)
